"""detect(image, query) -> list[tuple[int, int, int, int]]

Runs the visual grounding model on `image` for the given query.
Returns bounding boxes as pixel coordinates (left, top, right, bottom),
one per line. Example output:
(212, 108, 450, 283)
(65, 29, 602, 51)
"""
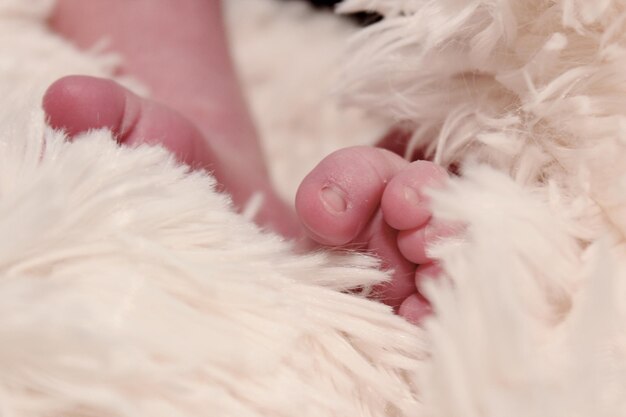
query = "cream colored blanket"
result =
(0, 0, 624, 416)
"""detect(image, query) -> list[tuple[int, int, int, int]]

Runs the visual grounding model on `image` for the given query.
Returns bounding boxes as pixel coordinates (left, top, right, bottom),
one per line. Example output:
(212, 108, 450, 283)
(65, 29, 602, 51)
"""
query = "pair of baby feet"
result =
(43, 75, 448, 324)
(45, 0, 450, 324)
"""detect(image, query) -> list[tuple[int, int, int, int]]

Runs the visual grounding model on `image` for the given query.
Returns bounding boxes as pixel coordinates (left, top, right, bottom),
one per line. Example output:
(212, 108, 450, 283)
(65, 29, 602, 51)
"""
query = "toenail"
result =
(403, 186, 421, 206)
(320, 184, 348, 214)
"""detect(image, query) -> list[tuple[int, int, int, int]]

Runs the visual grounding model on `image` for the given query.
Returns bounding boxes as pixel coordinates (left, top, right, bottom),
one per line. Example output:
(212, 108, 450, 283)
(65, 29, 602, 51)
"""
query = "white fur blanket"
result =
(1, 0, 625, 416)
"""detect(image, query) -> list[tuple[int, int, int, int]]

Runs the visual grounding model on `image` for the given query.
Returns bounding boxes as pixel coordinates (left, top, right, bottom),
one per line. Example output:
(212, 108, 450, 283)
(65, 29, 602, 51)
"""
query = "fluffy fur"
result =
(1, 0, 625, 416)
(337, 0, 626, 414)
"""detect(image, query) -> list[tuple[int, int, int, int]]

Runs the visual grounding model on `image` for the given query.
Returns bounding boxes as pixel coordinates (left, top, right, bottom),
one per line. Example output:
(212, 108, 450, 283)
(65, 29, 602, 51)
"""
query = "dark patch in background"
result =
(293, 0, 382, 26)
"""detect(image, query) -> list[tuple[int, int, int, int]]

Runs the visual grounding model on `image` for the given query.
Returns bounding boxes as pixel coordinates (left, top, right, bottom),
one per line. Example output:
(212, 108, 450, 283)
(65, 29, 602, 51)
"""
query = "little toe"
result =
(43, 75, 211, 167)
(397, 220, 458, 264)
(400, 264, 441, 324)
(295, 146, 408, 246)
(415, 262, 442, 289)
(381, 160, 448, 231)
(398, 293, 432, 325)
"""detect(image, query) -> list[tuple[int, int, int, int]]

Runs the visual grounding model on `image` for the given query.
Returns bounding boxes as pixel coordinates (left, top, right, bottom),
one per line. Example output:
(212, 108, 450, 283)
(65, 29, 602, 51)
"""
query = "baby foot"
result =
(46, 0, 300, 237)
(49, 0, 264, 177)
(44, 76, 211, 165)
(295, 146, 449, 324)
(43, 75, 300, 237)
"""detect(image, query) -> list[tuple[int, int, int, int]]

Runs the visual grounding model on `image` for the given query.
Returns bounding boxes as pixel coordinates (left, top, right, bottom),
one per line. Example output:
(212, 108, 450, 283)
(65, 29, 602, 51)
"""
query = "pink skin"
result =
(44, 0, 451, 324)
(45, 0, 300, 237)
(296, 147, 449, 323)
(43, 76, 212, 166)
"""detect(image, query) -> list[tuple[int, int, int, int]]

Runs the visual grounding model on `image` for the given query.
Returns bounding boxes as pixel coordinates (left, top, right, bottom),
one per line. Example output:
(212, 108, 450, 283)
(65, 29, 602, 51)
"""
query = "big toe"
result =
(43, 75, 210, 167)
(295, 146, 408, 246)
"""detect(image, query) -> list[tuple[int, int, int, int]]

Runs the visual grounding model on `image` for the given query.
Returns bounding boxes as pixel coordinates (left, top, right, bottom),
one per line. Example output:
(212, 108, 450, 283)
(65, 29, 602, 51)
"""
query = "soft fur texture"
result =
(1, 0, 625, 416)
(337, 0, 626, 413)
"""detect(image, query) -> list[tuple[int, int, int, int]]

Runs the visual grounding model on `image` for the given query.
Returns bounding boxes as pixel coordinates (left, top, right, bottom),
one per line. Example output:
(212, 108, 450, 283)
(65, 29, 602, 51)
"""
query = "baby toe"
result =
(397, 220, 458, 264)
(414, 262, 442, 298)
(295, 146, 407, 246)
(398, 293, 432, 325)
(381, 160, 448, 231)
